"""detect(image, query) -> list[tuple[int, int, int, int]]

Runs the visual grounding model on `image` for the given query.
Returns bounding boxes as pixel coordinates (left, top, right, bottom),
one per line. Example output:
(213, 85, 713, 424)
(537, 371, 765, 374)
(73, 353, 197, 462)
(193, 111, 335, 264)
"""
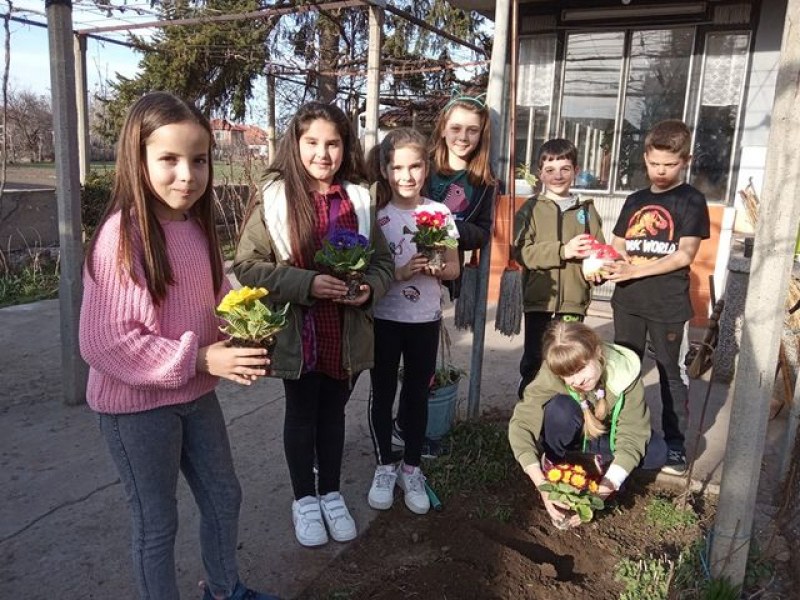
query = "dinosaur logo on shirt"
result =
(625, 206, 673, 239)
(624, 205, 677, 260)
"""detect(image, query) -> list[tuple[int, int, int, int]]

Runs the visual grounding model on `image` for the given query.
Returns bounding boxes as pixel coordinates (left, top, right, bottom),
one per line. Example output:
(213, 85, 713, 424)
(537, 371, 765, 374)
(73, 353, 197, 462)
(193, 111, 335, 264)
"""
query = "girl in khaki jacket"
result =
(509, 321, 667, 528)
(233, 102, 393, 548)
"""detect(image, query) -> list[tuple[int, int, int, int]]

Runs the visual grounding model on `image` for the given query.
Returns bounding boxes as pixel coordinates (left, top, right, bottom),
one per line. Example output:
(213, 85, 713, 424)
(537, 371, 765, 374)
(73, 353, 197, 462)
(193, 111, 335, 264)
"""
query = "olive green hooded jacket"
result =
(513, 194, 604, 315)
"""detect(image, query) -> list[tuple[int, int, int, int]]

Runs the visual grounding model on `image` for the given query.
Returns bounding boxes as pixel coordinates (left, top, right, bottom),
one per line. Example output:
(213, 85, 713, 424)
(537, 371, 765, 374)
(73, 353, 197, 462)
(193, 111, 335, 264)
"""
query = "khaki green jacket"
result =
(513, 194, 604, 315)
(508, 343, 651, 474)
(232, 181, 394, 380)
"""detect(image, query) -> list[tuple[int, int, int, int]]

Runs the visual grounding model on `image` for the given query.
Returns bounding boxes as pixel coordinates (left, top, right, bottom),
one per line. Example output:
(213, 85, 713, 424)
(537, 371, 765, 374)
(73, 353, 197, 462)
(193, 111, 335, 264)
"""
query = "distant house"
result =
(243, 125, 269, 158)
(210, 119, 268, 159)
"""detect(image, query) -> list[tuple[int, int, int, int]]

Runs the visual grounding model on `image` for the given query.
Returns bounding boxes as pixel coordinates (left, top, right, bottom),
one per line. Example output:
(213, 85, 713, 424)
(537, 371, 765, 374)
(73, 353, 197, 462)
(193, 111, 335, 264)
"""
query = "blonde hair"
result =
(543, 321, 608, 439)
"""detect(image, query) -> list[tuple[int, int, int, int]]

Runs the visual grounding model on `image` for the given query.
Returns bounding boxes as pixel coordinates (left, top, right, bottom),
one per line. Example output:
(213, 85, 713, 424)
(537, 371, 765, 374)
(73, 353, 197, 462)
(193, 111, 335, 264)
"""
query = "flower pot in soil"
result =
(228, 335, 277, 374)
(418, 244, 447, 271)
(338, 270, 364, 301)
(227, 335, 277, 354)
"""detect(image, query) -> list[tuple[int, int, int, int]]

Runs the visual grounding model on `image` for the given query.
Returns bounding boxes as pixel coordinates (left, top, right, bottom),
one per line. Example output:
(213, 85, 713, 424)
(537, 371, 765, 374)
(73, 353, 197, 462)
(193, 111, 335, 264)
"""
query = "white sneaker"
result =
(368, 464, 398, 510)
(319, 491, 357, 542)
(291, 496, 328, 547)
(397, 464, 430, 515)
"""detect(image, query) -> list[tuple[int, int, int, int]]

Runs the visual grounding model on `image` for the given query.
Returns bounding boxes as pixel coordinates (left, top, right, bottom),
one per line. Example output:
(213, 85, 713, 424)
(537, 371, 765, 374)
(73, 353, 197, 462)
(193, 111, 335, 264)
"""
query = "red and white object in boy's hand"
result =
(581, 237, 622, 278)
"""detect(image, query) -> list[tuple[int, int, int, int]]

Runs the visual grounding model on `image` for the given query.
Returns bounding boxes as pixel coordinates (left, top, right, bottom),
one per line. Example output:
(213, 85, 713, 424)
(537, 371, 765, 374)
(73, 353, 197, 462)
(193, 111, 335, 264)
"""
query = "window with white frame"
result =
(516, 28, 750, 203)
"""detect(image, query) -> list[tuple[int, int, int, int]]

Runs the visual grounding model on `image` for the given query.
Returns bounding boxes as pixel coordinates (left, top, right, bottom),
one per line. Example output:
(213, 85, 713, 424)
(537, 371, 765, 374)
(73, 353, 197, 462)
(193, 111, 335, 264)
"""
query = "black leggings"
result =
(282, 372, 354, 499)
(369, 319, 440, 467)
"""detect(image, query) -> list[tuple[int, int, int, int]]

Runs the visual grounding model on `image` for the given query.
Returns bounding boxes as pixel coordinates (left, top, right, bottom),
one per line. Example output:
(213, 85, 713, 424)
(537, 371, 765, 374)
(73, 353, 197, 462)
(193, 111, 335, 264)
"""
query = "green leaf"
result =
(575, 504, 593, 522)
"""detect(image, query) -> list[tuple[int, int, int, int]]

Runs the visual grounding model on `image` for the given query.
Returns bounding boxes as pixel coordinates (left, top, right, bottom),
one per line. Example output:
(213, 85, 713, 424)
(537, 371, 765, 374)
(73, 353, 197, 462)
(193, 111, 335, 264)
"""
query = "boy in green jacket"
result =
(513, 139, 605, 399)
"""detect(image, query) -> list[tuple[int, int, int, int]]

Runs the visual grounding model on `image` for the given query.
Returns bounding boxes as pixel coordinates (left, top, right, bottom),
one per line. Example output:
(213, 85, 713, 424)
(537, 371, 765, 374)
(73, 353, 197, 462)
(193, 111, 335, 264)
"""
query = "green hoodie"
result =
(513, 194, 604, 315)
(508, 342, 651, 475)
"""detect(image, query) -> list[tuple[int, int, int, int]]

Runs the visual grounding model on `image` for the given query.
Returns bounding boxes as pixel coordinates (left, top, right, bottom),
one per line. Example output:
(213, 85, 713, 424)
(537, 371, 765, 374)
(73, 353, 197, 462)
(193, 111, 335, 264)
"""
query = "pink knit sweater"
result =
(80, 212, 230, 414)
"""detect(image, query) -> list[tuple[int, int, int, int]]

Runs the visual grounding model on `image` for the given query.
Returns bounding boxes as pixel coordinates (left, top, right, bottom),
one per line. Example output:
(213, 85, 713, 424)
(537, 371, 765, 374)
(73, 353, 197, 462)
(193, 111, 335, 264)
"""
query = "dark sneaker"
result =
(421, 438, 449, 459)
(201, 580, 282, 600)
(391, 418, 405, 449)
(661, 450, 687, 476)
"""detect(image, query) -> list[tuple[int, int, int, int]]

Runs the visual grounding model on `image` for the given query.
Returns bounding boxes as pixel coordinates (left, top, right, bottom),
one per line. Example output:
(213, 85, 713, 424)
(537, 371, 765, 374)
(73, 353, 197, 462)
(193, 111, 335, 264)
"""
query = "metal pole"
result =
(363, 5, 383, 154)
(73, 33, 89, 184)
(265, 67, 276, 162)
(46, 0, 88, 406)
(709, 0, 800, 584)
(467, 0, 511, 419)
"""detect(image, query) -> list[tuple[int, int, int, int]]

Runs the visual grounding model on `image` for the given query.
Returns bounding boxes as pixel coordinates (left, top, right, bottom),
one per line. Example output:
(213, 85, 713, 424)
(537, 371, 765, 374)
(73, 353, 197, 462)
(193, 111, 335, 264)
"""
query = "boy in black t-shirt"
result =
(605, 120, 710, 476)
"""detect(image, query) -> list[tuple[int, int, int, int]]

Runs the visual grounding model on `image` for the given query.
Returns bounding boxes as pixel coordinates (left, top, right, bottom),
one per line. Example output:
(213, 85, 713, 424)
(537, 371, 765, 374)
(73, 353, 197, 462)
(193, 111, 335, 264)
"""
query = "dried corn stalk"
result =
(739, 182, 760, 227)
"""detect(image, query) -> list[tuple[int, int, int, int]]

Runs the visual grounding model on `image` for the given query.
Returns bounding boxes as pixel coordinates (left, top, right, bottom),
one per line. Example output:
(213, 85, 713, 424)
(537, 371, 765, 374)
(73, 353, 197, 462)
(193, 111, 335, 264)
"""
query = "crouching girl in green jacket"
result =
(508, 321, 667, 528)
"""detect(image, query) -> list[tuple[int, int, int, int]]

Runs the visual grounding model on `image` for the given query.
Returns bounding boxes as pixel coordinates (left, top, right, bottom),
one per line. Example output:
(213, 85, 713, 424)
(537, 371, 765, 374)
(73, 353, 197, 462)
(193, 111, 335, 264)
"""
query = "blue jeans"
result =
(542, 393, 667, 471)
(99, 392, 242, 600)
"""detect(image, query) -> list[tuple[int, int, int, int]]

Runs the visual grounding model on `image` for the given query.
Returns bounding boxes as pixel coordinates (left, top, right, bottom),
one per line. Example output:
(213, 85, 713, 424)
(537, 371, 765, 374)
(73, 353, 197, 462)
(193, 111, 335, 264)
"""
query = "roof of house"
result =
(209, 118, 249, 133)
(243, 125, 268, 145)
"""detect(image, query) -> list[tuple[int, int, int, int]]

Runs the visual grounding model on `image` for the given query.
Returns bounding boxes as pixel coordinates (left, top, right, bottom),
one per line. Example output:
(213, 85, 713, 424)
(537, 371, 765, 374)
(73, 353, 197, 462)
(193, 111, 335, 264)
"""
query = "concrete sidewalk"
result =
(0, 298, 737, 599)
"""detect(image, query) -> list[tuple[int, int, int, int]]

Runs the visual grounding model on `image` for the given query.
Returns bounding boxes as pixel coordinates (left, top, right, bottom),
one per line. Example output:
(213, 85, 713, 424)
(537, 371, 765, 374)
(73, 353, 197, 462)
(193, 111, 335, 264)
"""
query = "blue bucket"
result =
(426, 382, 458, 440)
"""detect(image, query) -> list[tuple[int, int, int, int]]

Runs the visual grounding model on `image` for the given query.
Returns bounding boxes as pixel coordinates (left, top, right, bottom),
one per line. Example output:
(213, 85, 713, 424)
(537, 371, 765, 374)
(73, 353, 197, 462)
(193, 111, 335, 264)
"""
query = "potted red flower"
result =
(403, 207, 458, 270)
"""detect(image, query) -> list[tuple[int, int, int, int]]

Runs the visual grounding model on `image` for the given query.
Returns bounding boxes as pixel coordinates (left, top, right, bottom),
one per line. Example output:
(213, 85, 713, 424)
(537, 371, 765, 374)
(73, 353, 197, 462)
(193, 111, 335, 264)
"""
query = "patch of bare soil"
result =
(298, 424, 713, 600)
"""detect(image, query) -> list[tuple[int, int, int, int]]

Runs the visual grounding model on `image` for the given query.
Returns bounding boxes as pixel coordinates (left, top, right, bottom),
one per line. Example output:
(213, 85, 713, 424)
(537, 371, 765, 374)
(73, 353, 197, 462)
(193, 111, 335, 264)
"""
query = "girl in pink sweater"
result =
(79, 92, 278, 600)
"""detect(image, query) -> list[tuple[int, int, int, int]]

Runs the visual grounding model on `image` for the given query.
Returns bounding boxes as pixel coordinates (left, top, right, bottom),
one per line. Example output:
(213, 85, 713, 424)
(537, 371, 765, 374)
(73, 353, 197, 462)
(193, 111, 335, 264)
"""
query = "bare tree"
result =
(4, 90, 53, 163)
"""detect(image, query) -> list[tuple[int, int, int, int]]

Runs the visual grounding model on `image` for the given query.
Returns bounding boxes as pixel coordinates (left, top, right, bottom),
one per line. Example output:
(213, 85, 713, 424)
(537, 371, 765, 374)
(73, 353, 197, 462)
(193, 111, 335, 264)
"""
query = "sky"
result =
(4, 1, 486, 131)
(7, 1, 143, 98)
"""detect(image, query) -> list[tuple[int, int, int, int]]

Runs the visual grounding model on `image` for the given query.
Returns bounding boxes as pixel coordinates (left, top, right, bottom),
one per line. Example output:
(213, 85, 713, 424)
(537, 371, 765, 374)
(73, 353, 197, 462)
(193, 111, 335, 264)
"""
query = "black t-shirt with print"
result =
(611, 183, 710, 323)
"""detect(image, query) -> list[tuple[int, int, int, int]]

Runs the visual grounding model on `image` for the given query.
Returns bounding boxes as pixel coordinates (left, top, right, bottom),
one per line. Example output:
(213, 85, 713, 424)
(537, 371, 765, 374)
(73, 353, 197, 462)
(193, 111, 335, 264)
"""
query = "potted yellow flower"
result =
(216, 286, 289, 355)
(538, 461, 605, 528)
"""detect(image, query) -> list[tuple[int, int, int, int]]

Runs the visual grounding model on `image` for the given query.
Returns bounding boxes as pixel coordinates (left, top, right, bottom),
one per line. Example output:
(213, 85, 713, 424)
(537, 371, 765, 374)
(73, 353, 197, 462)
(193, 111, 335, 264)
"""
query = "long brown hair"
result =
(543, 321, 609, 439)
(430, 99, 494, 187)
(264, 102, 366, 266)
(367, 127, 428, 209)
(85, 92, 220, 304)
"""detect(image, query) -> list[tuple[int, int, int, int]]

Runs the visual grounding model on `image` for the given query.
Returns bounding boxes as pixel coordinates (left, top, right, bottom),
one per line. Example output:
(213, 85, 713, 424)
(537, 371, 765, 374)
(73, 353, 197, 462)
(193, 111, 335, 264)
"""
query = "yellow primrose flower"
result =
(570, 473, 587, 489)
(573, 465, 586, 475)
(588, 480, 599, 494)
(546, 468, 562, 482)
(561, 470, 573, 483)
(238, 286, 268, 304)
(217, 287, 268, 313)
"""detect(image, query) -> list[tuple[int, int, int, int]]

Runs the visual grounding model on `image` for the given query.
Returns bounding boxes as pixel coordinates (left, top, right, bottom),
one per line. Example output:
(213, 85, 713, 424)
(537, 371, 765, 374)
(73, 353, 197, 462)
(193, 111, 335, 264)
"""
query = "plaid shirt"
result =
(299, 184, 358, 379)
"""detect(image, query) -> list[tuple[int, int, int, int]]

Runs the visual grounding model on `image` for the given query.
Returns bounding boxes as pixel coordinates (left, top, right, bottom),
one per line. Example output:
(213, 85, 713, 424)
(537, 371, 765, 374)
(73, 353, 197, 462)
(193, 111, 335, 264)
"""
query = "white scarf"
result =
(261, 180, 372, 262)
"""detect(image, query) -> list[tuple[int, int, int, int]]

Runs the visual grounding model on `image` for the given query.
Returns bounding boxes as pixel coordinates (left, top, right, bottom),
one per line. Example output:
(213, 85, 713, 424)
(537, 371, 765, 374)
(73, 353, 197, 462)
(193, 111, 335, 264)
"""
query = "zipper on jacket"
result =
(342, 308, 354, 389)
(555, 205, 564, 316)
(292, 307, 304, 379)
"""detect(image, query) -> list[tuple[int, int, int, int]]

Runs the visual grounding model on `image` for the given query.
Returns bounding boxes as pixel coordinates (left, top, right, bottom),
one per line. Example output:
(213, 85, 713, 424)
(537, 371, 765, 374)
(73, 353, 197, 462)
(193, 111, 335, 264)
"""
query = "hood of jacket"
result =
(602, 343, 641, 397)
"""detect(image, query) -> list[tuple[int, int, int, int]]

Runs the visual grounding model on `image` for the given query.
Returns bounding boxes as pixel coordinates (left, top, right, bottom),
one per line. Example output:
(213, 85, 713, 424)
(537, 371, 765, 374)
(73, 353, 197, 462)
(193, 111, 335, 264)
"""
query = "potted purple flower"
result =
(314, 229, 374, 300)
